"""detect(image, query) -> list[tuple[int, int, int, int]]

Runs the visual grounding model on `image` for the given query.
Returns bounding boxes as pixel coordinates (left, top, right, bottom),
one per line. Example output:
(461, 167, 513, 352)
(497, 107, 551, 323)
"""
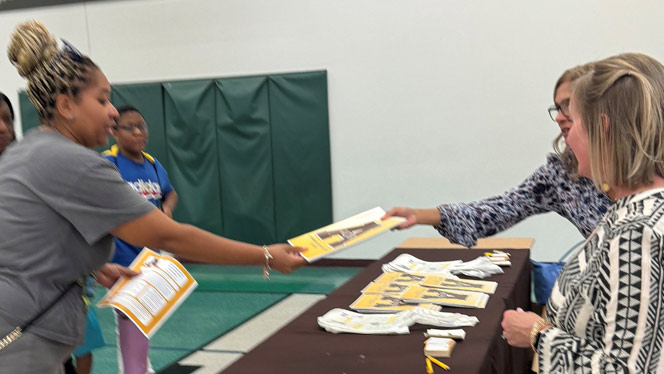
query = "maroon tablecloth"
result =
(221, 248, 531, 374)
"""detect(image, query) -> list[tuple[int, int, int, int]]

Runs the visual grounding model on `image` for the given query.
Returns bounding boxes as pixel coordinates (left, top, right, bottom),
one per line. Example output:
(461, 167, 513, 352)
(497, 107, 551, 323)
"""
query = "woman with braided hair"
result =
(0, 20, 306, 373)
(502, 53, 664, 373)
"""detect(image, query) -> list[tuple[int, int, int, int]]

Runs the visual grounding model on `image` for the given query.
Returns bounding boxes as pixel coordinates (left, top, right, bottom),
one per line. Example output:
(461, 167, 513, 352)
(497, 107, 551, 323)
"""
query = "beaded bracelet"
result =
(262, 245, 273, 279)
(530, 318, 552, 352)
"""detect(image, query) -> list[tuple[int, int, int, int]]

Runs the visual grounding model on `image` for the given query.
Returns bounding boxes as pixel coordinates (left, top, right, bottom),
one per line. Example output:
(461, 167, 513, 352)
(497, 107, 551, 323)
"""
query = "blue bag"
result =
(531, 241, 583, 305)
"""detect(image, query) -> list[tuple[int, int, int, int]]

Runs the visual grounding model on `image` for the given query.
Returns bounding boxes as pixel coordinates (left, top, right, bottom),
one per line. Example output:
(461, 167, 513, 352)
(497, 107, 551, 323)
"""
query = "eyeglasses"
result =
(114, 123, 148, 133)
(547, 100, 570, 122)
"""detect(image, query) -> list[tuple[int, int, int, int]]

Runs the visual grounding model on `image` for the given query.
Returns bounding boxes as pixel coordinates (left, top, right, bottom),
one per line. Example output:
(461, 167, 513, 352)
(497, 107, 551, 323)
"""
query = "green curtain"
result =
(163, 80, 224, 234)
(269, 72, 332, 240)
(17, 92, 39, 133)
(17, 70, 331, 244)
(215, 76, 277, 244)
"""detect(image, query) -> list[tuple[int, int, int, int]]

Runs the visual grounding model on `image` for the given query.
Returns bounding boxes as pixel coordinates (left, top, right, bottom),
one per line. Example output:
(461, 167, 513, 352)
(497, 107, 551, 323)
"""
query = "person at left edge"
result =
(0, 20, 306, 373)
(0, 91, 16, 157)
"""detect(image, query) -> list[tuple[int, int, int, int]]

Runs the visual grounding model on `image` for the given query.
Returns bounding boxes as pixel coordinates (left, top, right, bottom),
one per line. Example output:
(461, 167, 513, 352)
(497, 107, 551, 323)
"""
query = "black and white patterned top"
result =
(435, 153, 611, 247)
(539, 189, 664, 373)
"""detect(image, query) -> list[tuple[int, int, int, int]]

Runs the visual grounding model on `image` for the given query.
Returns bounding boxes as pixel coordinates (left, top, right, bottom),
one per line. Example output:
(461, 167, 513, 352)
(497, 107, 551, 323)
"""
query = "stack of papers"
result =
(424, 337, 456, 358)
(350, 292, 441, 313)
(318, 307, 479, 335)
(382, 254, 503, 279)
(419, 275, 497, 294)
(485, 250, 511, 266)
(424, 328, 466, 340)
(401, 285, 489, 309)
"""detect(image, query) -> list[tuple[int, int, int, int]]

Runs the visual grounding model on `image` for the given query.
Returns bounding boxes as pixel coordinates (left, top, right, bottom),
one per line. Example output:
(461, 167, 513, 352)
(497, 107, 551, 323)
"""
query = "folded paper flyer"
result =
(97, 248, 198, 338)
(289, 207, 405, 262)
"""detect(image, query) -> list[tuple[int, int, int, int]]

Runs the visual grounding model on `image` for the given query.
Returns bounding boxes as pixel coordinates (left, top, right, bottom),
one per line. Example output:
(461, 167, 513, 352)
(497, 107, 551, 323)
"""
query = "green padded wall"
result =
(269, 72, 332, 240)
(215, 76, 276, 244)
(18, 92, 39, 133)
(163, 80, 224, 234)
(16, 70, 331, 244)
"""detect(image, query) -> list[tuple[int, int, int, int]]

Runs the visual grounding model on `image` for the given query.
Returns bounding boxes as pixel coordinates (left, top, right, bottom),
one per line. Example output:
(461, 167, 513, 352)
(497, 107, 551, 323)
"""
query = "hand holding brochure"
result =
(290, 207, 406, 262)
(97, 248, 198, 338)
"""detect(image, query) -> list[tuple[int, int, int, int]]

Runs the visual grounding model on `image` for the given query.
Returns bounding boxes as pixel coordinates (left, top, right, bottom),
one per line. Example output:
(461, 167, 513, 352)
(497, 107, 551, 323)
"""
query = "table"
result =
(221, 244, 532, 374)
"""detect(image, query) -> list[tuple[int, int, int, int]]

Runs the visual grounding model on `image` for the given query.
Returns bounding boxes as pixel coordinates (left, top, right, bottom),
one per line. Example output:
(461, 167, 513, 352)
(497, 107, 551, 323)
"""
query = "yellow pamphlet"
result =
(420, 275, 497, 294)
(290, 207, 405, 262)
(97, 248, 198, 338)
(401, 285, 489, 308)
(361, 282, 412, 294)
(350, 293, 442, 313)
(373, 271, 429, 285)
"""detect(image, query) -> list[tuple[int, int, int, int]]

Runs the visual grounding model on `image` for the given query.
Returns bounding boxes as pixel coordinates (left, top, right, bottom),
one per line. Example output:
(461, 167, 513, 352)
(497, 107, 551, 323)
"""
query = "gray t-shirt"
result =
(0, 130, 155, 345)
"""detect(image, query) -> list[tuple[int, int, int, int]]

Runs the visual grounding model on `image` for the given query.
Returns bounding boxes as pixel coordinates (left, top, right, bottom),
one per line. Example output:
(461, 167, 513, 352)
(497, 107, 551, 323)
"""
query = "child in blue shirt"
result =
(103, 106, 178, 374)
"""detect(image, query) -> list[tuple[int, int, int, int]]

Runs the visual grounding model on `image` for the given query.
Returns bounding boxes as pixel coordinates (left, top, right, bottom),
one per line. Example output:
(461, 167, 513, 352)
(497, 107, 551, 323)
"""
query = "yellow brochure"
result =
(361, 281, 412, 294)
(289, 207, 405, 262)
(420, 275, 497, 294)
(372, 271, 429, 285)
(349, 293, 441, 313)
(401, 285, 489, 309)
(97, 248, 198, 338)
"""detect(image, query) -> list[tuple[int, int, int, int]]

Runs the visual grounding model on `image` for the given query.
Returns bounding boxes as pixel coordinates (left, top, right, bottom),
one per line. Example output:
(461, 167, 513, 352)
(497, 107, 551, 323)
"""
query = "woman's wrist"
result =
(261, 245, 273, 279)
(530, 318, 552, 352)
(417, 208, 442, 226)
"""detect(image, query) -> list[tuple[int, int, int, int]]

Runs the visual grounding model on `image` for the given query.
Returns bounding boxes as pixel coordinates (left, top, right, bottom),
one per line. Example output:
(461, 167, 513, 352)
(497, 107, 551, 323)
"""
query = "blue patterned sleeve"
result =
(435, 155, 567, 247)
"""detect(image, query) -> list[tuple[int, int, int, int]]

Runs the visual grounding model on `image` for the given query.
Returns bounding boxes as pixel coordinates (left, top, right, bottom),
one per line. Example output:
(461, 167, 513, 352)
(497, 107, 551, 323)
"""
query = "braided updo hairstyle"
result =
(7, 20, 98, 121)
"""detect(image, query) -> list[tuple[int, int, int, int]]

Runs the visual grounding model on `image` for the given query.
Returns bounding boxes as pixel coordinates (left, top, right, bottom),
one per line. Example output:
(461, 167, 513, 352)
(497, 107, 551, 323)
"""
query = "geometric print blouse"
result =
(435, 153, 611, 247)
(540, 189, 664, 373)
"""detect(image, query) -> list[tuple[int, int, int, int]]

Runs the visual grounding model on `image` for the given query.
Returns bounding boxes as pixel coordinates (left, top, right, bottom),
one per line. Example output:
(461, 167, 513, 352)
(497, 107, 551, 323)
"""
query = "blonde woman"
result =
(0, 21, 306, 372)
(502, 53, 664, 373)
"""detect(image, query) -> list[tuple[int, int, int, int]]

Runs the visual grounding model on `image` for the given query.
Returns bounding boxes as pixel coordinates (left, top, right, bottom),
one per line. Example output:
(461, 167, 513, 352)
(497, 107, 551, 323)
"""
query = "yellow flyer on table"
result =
(420, 275, 498, 294)
(401, 284, 489, 308)
(290, 207, 406, 263)
(97, 248, 197, 338)
(349, 292, 442, 313)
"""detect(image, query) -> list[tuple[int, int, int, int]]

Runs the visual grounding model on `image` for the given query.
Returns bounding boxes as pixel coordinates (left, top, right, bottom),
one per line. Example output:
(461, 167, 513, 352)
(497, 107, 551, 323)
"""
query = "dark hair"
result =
(117, 105, 142, 117)
(0, 92, 15, 120)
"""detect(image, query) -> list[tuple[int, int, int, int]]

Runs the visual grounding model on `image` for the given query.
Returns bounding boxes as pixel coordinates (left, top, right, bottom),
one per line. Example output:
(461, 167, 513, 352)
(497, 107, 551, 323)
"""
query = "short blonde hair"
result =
(572, 53, 664, 190)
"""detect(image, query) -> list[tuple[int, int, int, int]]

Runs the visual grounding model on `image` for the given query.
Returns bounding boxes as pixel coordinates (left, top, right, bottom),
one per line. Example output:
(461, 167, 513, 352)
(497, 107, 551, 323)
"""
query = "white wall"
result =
(2, 0, 663, 261)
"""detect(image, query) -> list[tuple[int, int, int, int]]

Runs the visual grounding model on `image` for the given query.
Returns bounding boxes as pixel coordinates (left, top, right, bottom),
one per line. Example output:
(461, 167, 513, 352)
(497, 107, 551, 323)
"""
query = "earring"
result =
(68, 115, 74, 121)
(601, 183, 611, 193)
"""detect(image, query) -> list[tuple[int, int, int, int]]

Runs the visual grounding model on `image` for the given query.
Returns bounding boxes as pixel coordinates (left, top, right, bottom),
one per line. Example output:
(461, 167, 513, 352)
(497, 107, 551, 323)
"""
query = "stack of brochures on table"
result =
(400, 284, 489, 309)
(289, 207, 406, 263)
(419, 274, 497, 294)
(382, 253, 503, 279)
(484, 250, 512, 266)
(350, 272, 495, 310)
(318, 307, 479, 335)
(350, 292, 442, 313)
